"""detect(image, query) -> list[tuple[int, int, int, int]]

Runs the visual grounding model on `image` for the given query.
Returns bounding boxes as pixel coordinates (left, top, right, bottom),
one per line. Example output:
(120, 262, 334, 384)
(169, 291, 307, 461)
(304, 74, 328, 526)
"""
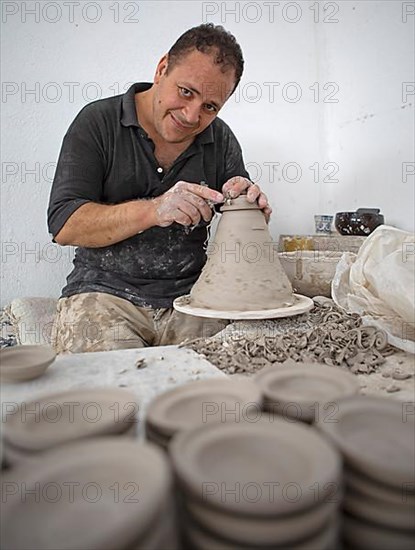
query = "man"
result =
(48, 23, 271, 353)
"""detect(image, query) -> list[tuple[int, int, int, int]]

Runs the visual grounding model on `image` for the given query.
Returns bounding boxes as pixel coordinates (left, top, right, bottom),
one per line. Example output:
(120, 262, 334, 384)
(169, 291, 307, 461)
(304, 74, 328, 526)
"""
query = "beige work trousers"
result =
(52, 292, 227, 354)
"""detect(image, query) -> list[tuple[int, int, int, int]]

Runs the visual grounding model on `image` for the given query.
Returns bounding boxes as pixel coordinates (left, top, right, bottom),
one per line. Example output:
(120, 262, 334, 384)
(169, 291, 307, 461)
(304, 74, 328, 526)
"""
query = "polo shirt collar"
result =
(121, 82, 214, 145)
(121, 83, 151, 128)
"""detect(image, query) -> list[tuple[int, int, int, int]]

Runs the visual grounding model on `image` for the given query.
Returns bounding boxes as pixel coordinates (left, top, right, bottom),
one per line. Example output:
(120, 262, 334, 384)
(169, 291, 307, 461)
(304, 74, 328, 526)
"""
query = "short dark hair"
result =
(167, 23, 244, 93)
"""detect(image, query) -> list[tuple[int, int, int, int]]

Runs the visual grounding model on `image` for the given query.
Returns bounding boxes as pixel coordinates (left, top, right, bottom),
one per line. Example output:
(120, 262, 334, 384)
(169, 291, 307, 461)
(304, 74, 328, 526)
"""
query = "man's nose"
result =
(182, 102, 201, 126)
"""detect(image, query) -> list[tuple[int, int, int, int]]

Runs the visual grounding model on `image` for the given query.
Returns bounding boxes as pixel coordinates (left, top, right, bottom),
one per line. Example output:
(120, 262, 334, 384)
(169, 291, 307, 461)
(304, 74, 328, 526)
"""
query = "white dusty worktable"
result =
(1, 342, 413, 434)
(0, 346, 226, 437)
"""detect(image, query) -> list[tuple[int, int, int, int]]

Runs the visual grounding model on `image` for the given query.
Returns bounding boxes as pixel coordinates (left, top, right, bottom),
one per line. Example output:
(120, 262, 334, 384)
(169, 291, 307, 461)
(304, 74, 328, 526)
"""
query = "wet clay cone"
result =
(190, 196, 295, 311)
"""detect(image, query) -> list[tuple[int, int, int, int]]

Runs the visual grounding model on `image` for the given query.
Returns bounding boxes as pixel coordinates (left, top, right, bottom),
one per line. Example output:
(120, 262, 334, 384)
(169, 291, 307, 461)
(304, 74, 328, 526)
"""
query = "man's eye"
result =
(205, 104, 217, 113)
(179, 87, 192, 97)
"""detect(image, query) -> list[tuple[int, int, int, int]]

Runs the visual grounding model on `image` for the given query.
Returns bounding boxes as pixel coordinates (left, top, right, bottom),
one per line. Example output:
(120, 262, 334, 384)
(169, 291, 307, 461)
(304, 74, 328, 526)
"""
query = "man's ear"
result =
(154, 54, 169, 83)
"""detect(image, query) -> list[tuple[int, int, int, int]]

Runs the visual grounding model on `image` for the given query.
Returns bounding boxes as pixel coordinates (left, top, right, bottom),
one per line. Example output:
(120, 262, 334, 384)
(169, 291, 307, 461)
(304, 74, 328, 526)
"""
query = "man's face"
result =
(151, 49, 237, 145)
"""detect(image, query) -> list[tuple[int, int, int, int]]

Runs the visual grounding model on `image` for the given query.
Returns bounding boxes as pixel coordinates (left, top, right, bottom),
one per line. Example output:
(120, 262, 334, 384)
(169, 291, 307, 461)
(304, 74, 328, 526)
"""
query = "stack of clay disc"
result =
(255, 363, 359, 423)
(316, 396, 415, 549)
(2, 388, 138, 465)
(145, 378, 262, 450)
(170, 416, 342, 549)
(1, 438, 178, 549)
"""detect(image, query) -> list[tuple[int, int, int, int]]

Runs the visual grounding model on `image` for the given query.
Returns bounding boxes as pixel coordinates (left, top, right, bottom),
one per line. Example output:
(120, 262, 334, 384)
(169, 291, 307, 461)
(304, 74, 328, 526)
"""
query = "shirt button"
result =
(157, 167, 163, 173)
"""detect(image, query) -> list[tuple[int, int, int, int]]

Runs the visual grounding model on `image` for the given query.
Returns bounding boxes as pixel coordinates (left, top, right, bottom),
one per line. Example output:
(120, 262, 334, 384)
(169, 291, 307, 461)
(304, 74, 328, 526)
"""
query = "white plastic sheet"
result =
(332, 225, 415, 353)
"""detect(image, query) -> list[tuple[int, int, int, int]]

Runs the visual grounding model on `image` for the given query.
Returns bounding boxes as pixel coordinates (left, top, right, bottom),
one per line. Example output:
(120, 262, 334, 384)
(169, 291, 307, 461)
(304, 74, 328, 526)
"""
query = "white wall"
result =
(1, 0, 414, 306)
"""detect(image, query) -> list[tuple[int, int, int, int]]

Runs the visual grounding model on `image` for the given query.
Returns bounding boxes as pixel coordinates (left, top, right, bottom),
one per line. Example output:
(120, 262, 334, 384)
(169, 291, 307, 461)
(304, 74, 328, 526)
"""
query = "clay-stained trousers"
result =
(52, 292, 227, 354)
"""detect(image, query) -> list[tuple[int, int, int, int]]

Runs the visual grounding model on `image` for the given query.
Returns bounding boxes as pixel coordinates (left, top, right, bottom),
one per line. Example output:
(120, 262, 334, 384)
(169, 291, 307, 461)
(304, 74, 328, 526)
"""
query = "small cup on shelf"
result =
(314, 215, 333, 234)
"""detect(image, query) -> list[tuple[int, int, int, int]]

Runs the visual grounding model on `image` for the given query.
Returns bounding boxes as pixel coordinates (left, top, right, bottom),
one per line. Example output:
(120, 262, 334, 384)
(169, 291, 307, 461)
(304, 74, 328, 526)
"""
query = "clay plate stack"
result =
(2, 388, 138, 465)
(255, 363, 359, 423)
(170, 416, 342, 549)
(1, 438, 178, 550)
(316, 396, 415, 549)
(145, 378, 262, 451)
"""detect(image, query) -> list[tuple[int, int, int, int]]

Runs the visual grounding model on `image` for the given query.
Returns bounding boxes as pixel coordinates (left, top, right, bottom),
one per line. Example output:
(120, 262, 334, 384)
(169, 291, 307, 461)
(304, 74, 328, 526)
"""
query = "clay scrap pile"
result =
(183, 299, 396, 375)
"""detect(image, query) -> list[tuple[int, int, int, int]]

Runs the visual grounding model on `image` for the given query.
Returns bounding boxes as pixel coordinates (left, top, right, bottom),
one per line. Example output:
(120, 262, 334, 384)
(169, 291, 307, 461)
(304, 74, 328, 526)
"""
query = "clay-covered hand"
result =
(152, 181, 224, 228)
(222, 176, 272, 223)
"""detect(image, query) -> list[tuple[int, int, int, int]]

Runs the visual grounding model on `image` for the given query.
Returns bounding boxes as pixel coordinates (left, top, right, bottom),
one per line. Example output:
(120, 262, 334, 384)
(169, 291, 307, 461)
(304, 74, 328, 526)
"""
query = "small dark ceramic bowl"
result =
(335, 210, 384, 236)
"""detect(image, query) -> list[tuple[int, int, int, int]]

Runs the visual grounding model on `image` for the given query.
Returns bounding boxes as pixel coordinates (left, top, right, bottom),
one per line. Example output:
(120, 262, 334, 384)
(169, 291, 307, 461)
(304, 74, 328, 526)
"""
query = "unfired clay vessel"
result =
(278, 251, 344, 298)
(3, 388, 138, 464)
(190, 197, 294, 311)
(170, 415, 341, 517)
(346, 466, 415, 507)
(343, 513, 414, 550)
(170, 416, 341, 548)
(145, 378, 262, 438)
(344, 488, 415, 531)
(1, 438, 174, 550)
(184, 513, 339, 550)
(255, 362, 359, 423)
(186, 496, 337, 546)
(0, 345, 56, 382)
(316, 396, 415, 490)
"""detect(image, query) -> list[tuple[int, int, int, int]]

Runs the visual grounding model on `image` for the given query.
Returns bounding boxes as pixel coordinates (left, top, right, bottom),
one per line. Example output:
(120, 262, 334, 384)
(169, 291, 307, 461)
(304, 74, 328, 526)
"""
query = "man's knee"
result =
(52, 294, 146, 353)
(54, 320, 146, 353)
(160, 311, 228, 345)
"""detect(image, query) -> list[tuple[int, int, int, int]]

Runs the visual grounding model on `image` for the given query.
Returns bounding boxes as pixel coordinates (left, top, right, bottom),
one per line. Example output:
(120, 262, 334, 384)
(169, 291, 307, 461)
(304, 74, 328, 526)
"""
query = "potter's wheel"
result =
(173, 293, 313, 320)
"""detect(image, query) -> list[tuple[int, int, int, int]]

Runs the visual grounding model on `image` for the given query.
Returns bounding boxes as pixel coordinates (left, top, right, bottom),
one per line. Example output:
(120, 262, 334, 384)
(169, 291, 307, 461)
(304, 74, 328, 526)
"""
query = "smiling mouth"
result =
(170, 113, 195, 132)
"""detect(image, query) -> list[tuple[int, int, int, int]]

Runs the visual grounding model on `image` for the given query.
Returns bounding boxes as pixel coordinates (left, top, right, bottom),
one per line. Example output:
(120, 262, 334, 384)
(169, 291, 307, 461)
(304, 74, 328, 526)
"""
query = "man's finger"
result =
(176, 181, 223, 203)
(175, 205, 200, 226)
(246, 183, 261, 202)
(181, 191, 214, 222)
(222, 176, 251, 198)
(257, 191, 269, 209)
(263, 206, 272, 223)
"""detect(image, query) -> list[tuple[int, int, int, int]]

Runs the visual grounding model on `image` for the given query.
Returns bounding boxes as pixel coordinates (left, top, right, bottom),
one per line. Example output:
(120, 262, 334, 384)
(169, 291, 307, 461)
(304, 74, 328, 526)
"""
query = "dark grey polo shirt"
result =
(48, 83, 249, 308)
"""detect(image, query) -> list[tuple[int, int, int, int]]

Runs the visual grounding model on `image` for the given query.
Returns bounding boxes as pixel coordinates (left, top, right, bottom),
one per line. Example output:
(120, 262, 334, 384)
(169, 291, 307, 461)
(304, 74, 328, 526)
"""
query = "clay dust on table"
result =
(181, 299, 397, 376)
